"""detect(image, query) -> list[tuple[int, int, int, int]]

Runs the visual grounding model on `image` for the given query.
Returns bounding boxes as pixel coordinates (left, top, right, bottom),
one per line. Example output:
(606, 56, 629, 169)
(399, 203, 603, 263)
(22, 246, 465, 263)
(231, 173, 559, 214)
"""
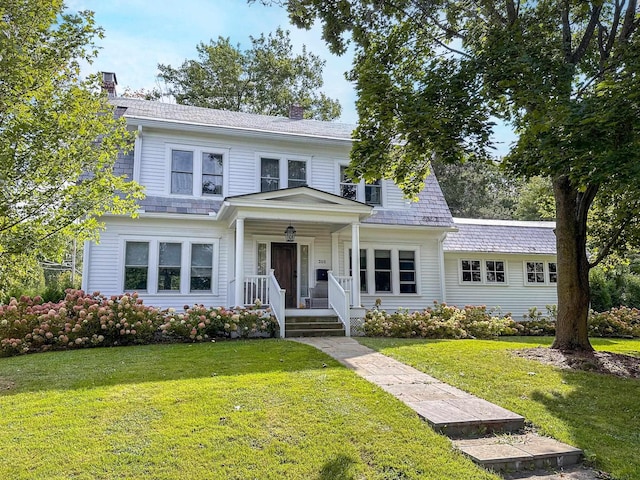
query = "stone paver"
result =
(293, 336, 525, 435)
(292, 337, 591, 479)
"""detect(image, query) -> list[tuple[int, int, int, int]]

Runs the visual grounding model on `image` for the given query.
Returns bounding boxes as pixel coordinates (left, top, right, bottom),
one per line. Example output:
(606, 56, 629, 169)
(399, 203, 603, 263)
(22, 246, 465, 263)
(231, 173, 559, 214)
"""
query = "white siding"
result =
(85, 216, 229, 309)
(444, 252, 558, 318)
(334, 226, 444, 311)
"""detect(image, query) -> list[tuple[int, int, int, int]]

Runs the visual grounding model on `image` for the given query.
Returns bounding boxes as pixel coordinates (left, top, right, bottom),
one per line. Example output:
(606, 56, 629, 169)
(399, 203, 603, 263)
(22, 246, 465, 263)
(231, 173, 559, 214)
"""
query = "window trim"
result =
(345, 244, 420, 295)
(256, 153, 310, 192)
(120, 236, 219, 295)
(458, 258, 509, 286)
(165, 143, 228, 198)
(524, 260, 558, 286)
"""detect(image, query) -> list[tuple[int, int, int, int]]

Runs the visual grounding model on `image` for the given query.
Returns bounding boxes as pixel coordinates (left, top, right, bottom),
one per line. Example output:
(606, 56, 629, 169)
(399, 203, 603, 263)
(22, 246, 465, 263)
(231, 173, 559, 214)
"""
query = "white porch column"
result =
(234, 217, 245, 306)
(351, 222, 361, 307)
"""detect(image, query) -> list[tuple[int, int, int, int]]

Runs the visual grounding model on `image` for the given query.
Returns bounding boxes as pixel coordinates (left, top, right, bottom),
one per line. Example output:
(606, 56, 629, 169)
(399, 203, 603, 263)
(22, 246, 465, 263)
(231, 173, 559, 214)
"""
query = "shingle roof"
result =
(138, 195, 221, 215)
(111, 97, 355, 140)
(364, 174, 454, 227)
(443, 218, 556, 254)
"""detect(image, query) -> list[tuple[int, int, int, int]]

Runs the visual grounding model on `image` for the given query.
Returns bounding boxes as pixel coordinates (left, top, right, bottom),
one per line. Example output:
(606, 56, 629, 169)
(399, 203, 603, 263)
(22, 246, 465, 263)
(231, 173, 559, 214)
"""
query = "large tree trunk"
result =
(551, 176, 594, 351)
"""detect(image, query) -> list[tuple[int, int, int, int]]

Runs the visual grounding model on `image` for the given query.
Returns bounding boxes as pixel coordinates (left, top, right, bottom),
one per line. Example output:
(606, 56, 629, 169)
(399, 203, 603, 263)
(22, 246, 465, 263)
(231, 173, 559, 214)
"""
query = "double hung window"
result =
(260, 156, 308, 192)
(348, 247, 418, 295)
(123, 239, 217, 294)
(169, 146, 225, 197)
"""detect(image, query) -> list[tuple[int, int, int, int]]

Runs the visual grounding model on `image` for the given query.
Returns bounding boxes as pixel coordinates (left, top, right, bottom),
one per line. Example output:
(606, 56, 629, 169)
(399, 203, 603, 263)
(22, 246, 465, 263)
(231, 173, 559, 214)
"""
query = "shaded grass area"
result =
(358, 337, 640, 480)
(0, 340, 497, 480)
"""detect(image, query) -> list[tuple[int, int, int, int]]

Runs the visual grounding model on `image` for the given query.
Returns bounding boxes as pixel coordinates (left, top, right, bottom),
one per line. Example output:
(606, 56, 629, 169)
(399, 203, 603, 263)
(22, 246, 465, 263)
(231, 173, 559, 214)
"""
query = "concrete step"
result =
(285, 328, 345, 337)
(286, 316, 339, 324)
(286, 321, 344, 330)
(453, 433, 582, 472)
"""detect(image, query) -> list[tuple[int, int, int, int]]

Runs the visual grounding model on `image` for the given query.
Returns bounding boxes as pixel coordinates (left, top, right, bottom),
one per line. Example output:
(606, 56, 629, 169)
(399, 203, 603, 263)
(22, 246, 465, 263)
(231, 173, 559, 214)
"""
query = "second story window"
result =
(202, 153, 223, 195)
(171, 150, 193, 195)
(339, 165, 383, 206)
(340, 165, 357, 200)
(168, 145, 226, 197)
(261, 157, 280, 192)
(365, 180, 382, 206)
(288, 160, 307, 187)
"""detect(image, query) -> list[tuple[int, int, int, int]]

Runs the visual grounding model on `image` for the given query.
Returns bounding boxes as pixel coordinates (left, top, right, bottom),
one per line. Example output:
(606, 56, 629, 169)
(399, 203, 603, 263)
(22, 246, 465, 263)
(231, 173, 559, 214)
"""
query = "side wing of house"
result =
(443, 219, 558, 318)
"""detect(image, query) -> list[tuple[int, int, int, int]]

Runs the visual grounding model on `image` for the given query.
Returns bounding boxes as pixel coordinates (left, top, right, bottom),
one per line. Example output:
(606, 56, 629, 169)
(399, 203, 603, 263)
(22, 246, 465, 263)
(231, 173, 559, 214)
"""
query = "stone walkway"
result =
(292, 337, 598, 479)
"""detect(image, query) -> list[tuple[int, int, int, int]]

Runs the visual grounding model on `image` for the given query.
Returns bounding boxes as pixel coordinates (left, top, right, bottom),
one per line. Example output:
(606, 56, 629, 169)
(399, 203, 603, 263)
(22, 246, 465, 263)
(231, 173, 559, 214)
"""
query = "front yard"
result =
(359, 337, 640, 480)
(0, 340, 495, 480)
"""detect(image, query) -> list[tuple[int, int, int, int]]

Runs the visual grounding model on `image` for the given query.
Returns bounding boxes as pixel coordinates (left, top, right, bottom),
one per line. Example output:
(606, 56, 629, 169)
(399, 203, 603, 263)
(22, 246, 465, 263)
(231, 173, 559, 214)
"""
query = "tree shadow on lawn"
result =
(529, 366, 640, 479)
(0, 339, 340, 396)
(318, 453, 357, 480)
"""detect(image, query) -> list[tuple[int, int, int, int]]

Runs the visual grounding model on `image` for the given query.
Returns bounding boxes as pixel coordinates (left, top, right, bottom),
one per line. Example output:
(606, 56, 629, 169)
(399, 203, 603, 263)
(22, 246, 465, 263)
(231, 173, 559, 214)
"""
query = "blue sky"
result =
(66, 0, 515, 155)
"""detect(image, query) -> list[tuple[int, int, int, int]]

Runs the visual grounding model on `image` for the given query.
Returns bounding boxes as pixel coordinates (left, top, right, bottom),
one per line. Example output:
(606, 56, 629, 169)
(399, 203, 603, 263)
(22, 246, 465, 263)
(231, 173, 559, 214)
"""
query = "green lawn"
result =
(358, 337, 640, 480)
(0, 340, 497, 480)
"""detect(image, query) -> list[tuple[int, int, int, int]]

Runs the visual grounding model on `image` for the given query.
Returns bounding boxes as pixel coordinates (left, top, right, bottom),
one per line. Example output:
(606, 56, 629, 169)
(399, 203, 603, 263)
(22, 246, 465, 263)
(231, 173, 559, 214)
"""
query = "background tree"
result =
(0, 0, 143, 298)
(156, 28, 341, 120)
(432, 159, 521, 219)
(280, 0, 640, 351)
(514, 177, 556, 221)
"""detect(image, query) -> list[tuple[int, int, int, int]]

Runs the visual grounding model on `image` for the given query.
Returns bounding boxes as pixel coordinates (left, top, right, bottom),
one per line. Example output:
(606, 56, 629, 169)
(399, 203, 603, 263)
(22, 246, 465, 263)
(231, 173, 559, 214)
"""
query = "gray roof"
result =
(364, 174, 454, 227)
(138, 195, 221, 215)
(111, 97, 355, 140)
(443, 219, 556, 254)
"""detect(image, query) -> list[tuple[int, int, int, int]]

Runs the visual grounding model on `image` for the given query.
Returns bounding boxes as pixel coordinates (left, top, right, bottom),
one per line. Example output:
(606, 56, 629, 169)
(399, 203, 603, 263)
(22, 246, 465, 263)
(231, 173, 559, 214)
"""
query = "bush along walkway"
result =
(293, 337, 591, 479)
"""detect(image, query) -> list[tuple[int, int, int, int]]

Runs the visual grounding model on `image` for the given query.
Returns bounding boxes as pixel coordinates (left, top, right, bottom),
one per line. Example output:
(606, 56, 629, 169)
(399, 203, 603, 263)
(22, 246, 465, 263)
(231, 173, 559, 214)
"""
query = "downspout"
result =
(438, 232, 447, 303)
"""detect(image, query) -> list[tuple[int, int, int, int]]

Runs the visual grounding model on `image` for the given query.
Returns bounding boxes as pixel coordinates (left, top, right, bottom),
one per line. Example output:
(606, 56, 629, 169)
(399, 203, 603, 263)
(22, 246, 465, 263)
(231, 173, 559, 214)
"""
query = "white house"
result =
(82, 85, 557, 337)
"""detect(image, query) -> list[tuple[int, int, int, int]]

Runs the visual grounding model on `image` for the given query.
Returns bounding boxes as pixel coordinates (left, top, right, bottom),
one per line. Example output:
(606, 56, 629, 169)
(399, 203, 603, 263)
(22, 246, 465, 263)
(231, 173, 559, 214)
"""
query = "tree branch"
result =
(561, 0, 572, 60)
(619, 0, 638, 42)
(571, 3, 603, 64)
(576, 183, 599, 232)
(588, 216, 632, 269)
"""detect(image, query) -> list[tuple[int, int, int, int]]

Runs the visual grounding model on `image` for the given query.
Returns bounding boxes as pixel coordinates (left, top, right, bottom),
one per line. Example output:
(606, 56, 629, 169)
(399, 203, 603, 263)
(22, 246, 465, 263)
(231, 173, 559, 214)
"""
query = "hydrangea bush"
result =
(0, 290, 277, 357)
(364, 302, 640, 340)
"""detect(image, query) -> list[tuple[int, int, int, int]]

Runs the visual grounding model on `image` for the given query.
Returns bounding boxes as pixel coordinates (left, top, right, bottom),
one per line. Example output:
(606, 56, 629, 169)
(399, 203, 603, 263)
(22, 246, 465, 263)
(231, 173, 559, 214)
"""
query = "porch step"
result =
(285, 315, 345, 337)
(453, 433, 582, 472)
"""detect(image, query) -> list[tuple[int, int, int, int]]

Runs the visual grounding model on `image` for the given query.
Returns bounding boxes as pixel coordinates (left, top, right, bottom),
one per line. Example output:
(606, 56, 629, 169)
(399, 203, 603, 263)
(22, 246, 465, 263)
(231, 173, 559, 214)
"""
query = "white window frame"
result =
(336, 163, 385, 207)
(120, 236, 220, 295)
(345, 244, 420, 295)
(165, 143, 229, 198)
(458, 259, 509, 285)
(256, 153, 310, 192)
(524, 260, 557, 286)
(484, 260, 507, 284)
(548, 262, 558, 284)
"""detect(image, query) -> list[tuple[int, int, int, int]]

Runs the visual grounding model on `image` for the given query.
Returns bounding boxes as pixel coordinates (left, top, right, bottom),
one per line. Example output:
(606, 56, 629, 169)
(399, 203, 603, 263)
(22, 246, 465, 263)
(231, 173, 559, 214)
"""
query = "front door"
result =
(271, 243, 297, 308)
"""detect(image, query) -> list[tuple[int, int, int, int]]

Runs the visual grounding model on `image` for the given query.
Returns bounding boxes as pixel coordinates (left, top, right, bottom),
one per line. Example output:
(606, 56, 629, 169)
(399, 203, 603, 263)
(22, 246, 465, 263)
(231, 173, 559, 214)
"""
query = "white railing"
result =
(243, 275, 269, 305)
(334, 275, 353, 306)
(328, 271, 350, 336)
(268, 270, 286, 338)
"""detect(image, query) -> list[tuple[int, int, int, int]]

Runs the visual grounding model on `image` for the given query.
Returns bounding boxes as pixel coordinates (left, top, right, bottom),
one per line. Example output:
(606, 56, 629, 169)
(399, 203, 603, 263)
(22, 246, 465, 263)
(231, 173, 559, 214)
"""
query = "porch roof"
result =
(218, 186, 373, 224)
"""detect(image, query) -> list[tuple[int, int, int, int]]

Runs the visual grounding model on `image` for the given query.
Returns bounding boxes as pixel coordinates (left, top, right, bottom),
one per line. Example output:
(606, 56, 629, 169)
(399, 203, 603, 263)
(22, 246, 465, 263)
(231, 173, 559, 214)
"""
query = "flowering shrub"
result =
(589, 306, 640, 338)
(0, 290, 277, 357)
(364, 302, 640, 340)
(363, 302, 518, 339)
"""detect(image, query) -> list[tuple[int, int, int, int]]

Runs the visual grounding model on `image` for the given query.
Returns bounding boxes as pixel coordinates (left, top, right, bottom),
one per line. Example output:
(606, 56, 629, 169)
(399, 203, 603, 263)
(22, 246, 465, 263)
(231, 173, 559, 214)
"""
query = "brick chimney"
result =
(289, 104, 304, 120)
(101, 72, 118, 98)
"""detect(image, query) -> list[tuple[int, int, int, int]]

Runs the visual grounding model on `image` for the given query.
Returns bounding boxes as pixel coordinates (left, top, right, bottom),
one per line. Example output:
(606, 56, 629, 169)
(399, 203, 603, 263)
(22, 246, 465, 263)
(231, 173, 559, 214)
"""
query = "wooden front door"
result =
(271, 243, 297, 308)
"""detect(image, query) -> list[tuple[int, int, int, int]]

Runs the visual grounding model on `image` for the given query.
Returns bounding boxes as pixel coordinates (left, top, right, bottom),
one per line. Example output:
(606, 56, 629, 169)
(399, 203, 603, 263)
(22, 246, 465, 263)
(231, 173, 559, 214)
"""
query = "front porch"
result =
(218, 186, 373, 338)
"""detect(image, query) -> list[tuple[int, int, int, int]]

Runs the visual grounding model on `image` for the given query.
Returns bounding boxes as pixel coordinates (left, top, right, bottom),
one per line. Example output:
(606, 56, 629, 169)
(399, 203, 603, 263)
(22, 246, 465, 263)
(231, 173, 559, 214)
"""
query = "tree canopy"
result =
(0, 0, 142, 297)
(280, 0, 640, 350)
(155, 28, 342, 120)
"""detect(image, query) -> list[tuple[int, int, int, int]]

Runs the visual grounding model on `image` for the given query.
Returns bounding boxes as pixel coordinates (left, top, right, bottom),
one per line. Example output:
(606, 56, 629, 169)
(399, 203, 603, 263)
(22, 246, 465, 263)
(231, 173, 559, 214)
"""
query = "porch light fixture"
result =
(284, 223, 296, 242)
